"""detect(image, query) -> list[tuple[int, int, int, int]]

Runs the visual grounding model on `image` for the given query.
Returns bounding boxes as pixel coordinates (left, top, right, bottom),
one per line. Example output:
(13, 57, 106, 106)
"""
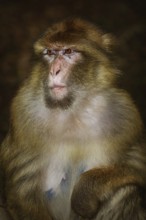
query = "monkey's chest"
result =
(44, 151, 86, 198)
(44, 142, 109, 220)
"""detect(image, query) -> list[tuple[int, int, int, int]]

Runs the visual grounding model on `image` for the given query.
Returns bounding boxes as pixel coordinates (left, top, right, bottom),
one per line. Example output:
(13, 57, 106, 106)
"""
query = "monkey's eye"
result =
(43, 49, 55, 56)
(47, 49, 55, 56)
(64, 48, 72, 55)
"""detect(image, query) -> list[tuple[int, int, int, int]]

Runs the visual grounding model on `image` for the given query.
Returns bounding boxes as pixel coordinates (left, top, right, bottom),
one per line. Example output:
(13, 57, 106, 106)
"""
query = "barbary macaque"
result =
(0, 18, 146, 220)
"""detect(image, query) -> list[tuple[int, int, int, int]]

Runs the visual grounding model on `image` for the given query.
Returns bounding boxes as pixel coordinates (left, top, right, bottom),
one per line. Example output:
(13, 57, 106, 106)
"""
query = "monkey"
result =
(0, 18, 146, 220)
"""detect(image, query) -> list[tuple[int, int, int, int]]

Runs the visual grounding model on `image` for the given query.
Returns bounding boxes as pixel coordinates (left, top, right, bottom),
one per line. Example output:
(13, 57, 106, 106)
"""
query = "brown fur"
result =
(0, 18, 146, 220)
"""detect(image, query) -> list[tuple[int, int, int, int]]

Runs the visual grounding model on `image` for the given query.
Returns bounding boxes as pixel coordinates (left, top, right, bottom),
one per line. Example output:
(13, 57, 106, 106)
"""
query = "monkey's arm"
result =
(1, 136, 53, 220)
(71, 164, 146, 219)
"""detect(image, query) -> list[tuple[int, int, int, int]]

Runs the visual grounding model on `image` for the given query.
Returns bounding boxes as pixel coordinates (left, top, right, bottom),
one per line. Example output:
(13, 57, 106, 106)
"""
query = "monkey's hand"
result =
(71, 166, 143, 219)
(71, 169, 101, 219)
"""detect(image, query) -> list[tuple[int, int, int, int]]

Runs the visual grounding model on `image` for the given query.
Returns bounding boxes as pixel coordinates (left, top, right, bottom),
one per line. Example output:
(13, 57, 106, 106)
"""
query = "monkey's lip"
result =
(50, 85, 66, 90)
(50, 85, 68, 97)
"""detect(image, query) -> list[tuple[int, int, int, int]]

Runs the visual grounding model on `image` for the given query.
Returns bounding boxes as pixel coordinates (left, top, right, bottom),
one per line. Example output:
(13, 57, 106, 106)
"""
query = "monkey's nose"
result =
(50, 69, 61, 76)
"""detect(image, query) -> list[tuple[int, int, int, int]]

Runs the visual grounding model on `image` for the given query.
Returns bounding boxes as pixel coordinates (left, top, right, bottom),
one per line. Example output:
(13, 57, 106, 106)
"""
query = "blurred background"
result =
(0, 0, 146, 143)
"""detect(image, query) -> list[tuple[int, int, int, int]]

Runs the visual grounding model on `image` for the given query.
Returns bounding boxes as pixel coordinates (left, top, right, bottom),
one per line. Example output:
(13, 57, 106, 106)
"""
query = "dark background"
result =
(0, 0, 146, 143)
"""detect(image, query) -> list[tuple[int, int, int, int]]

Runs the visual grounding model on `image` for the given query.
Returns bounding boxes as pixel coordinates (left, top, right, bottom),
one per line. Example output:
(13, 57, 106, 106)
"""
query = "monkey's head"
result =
(34, 18, 117, 108)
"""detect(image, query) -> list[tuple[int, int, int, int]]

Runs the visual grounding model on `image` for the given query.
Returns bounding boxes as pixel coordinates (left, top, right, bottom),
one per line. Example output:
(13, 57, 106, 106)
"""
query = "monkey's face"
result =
(43, 47, 82, 102)
(34, 18, 116, 108)
(41, 46, 100, 108)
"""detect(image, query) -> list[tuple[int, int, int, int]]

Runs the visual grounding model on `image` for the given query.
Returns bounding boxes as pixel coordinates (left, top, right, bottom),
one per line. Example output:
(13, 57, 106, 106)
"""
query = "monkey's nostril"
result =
(56, 69, 60, 75)
(50, 70, 60, 76)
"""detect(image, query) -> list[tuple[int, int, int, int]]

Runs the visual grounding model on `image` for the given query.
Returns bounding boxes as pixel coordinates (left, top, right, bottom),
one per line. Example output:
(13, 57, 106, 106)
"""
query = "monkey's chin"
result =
(44, 86, 74, 109)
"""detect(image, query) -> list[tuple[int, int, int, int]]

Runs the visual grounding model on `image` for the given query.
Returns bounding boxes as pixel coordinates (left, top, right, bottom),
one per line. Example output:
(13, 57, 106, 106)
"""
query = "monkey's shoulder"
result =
(78, 88, 142, 129)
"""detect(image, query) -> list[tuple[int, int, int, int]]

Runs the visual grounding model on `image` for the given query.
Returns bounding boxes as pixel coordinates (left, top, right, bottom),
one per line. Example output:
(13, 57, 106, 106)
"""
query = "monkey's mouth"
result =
(51, 85, 66, 90)
(49, 85, 68, 100)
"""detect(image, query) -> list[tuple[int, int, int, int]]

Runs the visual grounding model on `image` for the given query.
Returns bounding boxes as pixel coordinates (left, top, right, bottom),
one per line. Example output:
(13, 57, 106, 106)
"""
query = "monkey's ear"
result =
(102, 34, 116, 52)
(33, 40, 44, 54)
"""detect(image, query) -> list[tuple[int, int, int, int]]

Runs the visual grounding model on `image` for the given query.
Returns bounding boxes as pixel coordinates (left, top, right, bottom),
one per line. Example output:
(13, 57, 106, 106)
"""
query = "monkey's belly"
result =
(45, 168, 83, 220)
(44, 142, 110, 219)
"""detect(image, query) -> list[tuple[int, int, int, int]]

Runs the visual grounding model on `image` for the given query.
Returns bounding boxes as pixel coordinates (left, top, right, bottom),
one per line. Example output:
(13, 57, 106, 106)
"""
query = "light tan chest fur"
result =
(29, 93, 121, 219)
(43, 140, 114, 220)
